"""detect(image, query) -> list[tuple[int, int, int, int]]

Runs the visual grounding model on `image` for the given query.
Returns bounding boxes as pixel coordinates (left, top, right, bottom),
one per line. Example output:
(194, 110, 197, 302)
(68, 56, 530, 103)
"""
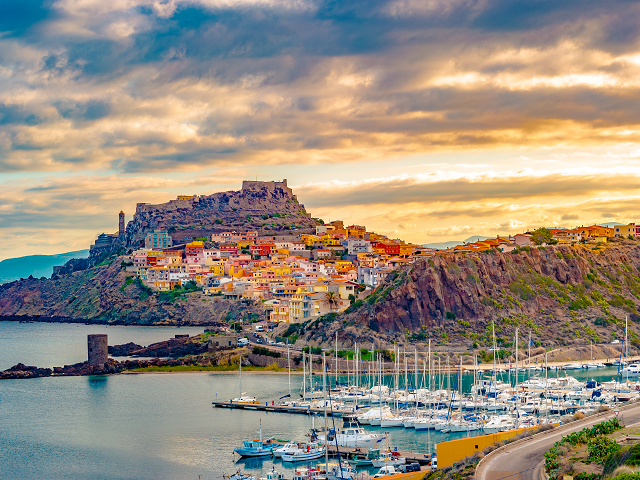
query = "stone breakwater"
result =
(0, 357, 206, 380)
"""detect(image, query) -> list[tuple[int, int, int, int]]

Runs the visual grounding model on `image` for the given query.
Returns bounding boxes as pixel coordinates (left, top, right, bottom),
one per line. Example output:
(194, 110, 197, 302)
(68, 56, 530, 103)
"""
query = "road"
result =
(475, 404, 640, 480)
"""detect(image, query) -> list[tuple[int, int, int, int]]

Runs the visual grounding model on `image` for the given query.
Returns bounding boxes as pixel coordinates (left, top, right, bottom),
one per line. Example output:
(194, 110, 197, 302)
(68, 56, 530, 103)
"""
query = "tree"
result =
(322, 291, 341, 312)
(531, 227, 553, 245)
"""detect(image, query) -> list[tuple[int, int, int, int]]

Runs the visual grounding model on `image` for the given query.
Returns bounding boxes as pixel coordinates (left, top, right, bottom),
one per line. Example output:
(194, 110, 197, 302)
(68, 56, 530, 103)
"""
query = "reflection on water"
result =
(0, 367, 628, 480)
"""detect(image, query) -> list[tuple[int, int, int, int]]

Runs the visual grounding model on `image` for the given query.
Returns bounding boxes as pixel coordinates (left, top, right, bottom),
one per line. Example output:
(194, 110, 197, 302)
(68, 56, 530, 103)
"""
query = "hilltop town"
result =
(2, 181, 640, 351)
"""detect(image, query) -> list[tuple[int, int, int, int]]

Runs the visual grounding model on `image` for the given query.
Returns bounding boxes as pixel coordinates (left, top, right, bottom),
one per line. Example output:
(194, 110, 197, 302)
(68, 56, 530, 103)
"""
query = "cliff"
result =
(295, 240, 640, 349)
(0, 260, 263, 325)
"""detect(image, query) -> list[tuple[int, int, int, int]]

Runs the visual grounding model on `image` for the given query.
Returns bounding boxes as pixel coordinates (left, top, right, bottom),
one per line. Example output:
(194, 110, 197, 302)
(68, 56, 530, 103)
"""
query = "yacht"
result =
(622, 364, 640, 378)
(319, 417, 384, 448)
(482, 415, 516, 433)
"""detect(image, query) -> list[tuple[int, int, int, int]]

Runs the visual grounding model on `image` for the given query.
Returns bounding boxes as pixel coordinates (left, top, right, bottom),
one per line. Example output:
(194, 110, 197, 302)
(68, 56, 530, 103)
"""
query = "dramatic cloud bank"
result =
(2, 0, 640, 257)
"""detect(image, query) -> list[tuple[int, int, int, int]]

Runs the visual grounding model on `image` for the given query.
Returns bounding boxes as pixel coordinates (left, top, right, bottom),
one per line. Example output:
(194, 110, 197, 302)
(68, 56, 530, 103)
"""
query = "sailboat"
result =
(231, 354, 259, 404)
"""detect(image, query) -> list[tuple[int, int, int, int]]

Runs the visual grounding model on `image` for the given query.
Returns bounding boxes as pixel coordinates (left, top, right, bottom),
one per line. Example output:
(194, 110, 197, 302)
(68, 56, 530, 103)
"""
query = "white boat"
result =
(562, 363, 582, 370)
(319, 417, 385, 448)
(321, 462, 356, 480)
(380, 416, 405, 428)
(622, 364, 640, 378)
(260, 468, 285, 480)
(282, 443, 326, 462)
(274, 442, 301, 458)
(232, 393, 260, 405)
(372, 451, 405, 468)
(483, 415, 516, 433)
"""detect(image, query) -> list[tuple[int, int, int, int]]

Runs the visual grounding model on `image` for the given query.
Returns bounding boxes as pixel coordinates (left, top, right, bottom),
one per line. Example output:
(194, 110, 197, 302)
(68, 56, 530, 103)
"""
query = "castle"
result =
(241, 179, 293, 196)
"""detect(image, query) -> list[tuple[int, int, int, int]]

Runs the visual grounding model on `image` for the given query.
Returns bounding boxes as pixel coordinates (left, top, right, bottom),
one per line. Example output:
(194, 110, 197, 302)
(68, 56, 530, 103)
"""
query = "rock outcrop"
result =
(0, 260, 263, 325)
(126, 180, 317, 247)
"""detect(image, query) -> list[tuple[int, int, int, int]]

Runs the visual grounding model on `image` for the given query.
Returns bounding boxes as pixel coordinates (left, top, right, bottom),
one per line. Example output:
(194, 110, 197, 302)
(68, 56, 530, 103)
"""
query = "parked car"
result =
(397, 464, 420, 473)
(277, 342, 285, 346)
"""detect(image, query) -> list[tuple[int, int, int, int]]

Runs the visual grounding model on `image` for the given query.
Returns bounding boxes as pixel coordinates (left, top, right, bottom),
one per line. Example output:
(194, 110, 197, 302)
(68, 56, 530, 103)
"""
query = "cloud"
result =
(297, 167, 640, 207)
(0, 1, 639, 174)
(4, 0, 640, 255)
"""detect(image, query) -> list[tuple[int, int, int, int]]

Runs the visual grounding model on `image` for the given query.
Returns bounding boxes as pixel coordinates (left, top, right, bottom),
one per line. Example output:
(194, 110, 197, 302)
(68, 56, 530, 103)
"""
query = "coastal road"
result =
(475, 404, 640, 480)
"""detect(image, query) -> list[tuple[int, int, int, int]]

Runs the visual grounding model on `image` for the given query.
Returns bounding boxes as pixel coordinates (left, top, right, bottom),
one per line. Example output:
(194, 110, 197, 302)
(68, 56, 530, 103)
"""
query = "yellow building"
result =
(236, 240, 255, 249)
(615, 223, 637, 237)
(208, 264, 225, 276)
(301, 234, 320, 246)
(176, 195, 195, 201)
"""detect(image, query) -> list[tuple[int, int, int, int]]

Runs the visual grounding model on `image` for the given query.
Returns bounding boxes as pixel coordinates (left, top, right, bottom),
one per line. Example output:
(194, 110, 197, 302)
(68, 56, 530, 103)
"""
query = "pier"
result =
(212, 400, 348, 416)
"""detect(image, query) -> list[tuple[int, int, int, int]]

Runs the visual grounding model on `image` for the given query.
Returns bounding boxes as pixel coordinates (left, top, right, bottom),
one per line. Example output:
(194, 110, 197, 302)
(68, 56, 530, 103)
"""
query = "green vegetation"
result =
(544, 418, 622, 479)
(531, 227, 553, 245)
(301, 346, 322, 355)
(157, 281, 199, 302)
(252, 346, 281, 358)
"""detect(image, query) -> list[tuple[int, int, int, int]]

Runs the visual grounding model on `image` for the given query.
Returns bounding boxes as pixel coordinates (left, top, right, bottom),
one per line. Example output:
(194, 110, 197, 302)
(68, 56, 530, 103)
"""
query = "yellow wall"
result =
(437, 427, 538, 469)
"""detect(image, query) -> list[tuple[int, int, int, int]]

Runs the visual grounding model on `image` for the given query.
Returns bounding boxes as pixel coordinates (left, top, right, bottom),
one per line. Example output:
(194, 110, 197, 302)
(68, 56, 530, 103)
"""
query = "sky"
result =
(2, 0, 640, 259)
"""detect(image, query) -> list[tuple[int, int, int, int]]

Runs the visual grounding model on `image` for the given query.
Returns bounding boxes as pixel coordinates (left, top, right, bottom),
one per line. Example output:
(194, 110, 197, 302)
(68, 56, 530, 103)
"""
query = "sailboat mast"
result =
(428, 339, 431, 392)
(323, 352, 328, 465)
(288, 345, 291, 398)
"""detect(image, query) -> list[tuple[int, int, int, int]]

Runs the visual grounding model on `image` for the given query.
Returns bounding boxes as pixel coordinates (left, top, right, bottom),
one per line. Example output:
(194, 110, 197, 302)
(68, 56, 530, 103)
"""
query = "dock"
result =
(327, 446, 432, 466)
(215, 401, 432, 466)
(212, 400, 349, 417)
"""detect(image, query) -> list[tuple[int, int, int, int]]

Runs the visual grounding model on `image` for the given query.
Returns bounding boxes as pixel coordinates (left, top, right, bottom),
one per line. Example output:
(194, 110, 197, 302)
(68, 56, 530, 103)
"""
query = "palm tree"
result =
(322, 291, 341, 312)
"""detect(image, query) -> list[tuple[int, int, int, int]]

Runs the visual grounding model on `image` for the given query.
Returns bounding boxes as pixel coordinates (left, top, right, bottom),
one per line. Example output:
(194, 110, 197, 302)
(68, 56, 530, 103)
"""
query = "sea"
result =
(0, 321, 627, 480)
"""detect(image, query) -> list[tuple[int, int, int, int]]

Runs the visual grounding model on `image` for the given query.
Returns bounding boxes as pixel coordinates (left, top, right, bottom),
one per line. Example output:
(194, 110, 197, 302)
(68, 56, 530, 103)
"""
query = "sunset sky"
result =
(3, 0, 640, 259)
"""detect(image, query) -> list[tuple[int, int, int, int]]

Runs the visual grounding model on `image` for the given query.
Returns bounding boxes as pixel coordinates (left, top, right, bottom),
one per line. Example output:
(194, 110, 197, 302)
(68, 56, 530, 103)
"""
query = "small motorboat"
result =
(282, 443, 326, 462)
(274, 443, 301, 458)
(234, 422, 276, 457)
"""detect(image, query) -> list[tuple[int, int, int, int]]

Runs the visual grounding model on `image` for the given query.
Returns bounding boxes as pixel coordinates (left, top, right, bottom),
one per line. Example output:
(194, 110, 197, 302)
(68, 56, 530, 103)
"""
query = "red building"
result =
(250, 244, 274, 256)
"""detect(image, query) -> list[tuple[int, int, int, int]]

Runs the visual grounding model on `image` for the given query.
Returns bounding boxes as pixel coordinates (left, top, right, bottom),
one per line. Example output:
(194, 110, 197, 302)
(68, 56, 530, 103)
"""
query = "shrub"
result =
(252, 346, 281, 358)
(588, 435, 620, 464)
(625, 444, 640, 466)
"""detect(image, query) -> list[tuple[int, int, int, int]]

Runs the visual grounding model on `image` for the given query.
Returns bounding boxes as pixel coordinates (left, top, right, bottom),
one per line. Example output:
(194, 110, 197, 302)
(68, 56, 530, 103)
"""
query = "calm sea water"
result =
(0, 322, 628, 480)
(0, 321, 205, 371)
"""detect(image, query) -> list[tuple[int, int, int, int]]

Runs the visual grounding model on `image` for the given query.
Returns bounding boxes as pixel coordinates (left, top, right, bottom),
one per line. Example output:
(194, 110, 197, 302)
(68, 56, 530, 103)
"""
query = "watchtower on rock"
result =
(88, 334, 108, 368)
(119, 211, 125, 236)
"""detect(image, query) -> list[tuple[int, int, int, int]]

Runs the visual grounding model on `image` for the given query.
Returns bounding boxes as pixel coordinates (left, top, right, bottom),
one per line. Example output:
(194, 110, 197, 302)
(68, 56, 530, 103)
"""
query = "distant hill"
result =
(423, 235, 491, 250)
(598, 222, 627, 228)
(422, 240, 464, 250)
(0, 250, 90, 284)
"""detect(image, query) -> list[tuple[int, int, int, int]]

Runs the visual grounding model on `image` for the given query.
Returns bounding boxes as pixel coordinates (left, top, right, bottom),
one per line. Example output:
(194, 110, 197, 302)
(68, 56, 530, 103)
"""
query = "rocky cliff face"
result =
(125, 180, 317, 247)
(300, 241, 640, 349)
(0, 260, 263, 325)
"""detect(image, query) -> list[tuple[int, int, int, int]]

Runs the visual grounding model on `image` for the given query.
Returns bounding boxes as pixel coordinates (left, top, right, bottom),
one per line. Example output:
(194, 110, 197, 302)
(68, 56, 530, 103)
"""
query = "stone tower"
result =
(88, 334, 108, 368)
(119, 211, 125, 236)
